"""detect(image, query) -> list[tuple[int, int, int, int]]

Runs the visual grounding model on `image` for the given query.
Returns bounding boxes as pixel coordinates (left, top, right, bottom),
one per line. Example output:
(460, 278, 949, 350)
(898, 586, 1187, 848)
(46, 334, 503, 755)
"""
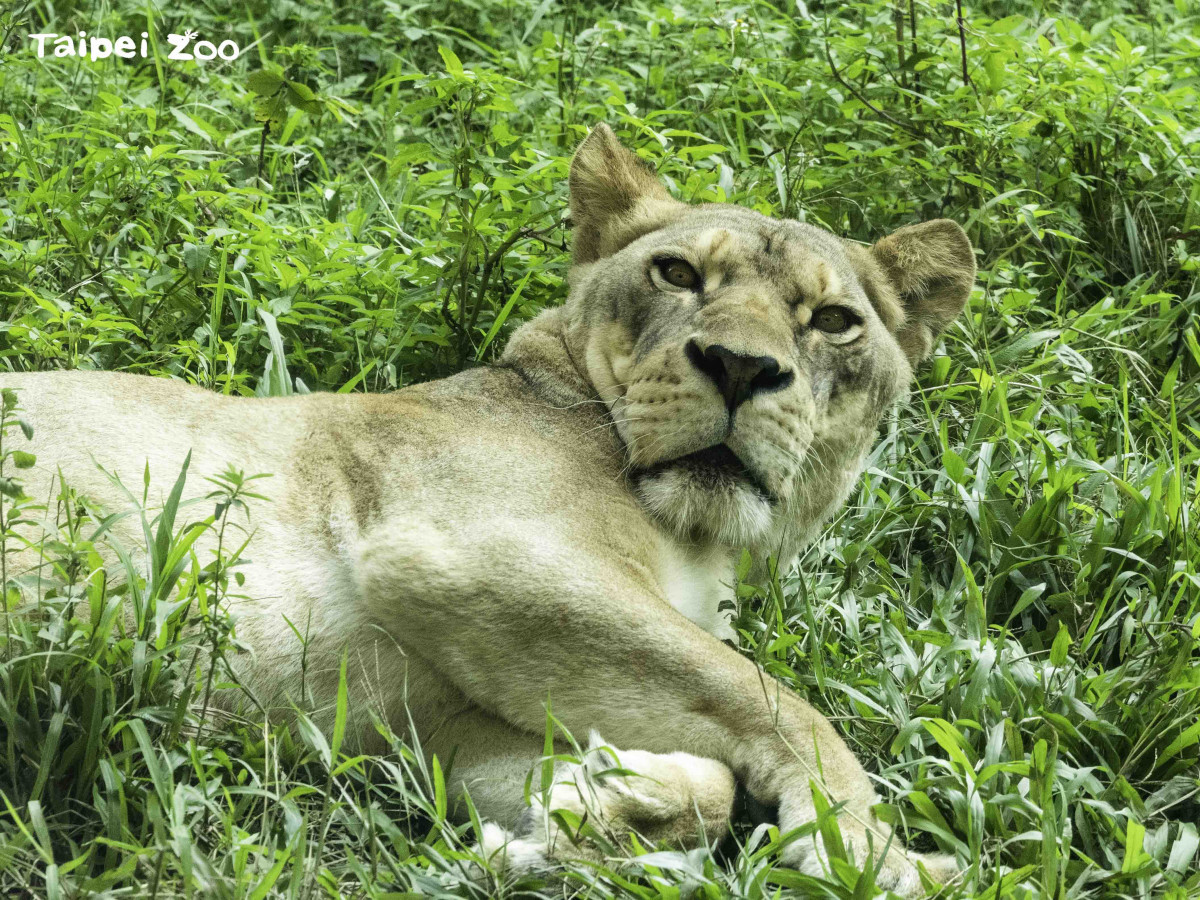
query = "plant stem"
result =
(955, 0, 973, 92)
(257, 119, 270, 182)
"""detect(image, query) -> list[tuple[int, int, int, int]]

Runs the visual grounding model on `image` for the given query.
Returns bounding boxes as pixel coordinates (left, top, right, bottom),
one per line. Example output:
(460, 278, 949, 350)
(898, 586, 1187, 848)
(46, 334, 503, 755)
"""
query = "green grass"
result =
(1, 0, 1199, 896)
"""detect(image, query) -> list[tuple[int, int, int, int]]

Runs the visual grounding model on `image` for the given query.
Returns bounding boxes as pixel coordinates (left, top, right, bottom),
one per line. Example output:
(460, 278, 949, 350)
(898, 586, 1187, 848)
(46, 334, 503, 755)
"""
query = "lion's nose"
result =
(685, 341, 794, 411)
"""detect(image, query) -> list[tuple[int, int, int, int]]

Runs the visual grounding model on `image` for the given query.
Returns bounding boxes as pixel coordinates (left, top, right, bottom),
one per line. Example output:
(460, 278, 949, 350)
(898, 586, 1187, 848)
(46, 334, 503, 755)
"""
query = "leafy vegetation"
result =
(1, 0, 1198, 897)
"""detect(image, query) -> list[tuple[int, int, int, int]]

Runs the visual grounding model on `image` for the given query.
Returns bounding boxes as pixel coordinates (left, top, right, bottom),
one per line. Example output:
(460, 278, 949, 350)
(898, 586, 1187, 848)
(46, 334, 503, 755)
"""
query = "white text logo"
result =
(30, 30, 240, 62)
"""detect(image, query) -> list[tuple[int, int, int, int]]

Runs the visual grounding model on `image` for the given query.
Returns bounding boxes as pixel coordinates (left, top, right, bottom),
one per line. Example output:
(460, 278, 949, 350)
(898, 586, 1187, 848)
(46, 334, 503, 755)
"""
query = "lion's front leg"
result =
(359, 536, 956, 895)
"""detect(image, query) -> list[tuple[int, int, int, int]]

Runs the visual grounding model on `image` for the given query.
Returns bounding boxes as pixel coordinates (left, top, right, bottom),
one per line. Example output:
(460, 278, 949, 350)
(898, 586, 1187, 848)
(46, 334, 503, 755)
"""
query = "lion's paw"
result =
(469, 732, 735, 876)
(785, 832, 961, 898)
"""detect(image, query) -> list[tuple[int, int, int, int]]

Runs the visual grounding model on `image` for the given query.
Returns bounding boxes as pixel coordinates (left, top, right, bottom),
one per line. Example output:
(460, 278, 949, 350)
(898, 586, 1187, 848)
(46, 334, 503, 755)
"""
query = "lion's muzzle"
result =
(684, 340, 795, 413)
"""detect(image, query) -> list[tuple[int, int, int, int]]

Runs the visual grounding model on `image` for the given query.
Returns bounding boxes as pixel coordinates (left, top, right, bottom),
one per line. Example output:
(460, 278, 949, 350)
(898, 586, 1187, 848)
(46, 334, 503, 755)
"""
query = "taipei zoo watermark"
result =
(29, 30, 240, 62)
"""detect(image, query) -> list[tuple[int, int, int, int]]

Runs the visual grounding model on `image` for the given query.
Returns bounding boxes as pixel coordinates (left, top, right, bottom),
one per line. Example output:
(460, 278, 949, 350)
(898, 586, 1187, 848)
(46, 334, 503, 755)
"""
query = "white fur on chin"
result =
(635, 467, 775, 546)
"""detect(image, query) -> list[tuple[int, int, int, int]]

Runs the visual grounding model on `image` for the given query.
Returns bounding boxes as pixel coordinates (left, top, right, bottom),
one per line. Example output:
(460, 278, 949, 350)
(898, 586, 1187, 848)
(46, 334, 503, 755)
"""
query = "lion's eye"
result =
(656, 258, 701, 290)
(811, 306, 859, 334)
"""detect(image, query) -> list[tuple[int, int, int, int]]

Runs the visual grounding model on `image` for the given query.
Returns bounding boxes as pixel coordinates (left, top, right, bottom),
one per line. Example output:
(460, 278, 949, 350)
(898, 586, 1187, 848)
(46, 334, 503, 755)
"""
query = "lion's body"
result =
(1, 125, 976, 894)
(4, 354, 736, 722)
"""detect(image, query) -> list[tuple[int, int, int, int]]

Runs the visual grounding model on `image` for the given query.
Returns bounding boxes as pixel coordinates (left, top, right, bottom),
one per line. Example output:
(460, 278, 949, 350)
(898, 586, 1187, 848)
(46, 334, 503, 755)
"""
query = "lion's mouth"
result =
(653, 444, 774, 501)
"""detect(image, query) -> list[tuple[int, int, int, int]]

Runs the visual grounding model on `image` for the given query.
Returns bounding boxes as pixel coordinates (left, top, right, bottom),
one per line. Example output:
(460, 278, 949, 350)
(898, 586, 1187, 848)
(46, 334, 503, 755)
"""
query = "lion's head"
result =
(546, 125, 974, 556)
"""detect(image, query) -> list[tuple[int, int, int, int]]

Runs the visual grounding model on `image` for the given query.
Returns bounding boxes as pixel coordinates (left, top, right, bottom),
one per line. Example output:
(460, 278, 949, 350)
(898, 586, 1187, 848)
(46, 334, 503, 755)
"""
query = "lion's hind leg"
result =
(472, 731, 736, 875)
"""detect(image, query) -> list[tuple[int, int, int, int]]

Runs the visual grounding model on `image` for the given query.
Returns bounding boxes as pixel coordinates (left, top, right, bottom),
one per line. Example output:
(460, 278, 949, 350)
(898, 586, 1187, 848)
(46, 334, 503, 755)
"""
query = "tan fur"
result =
(845, 220, 976, 360)
(569, 126, 683, 265)
(473, 731, 736, 875)
(1, 124, 974, 895)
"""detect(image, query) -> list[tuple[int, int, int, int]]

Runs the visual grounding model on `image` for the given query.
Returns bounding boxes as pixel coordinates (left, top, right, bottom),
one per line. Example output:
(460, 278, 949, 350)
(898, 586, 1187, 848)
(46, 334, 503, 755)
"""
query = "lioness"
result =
(4, 124, 974, 893)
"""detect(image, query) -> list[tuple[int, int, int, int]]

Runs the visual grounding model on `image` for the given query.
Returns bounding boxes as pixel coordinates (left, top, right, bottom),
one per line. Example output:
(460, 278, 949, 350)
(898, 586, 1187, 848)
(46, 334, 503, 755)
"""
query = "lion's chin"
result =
(632, 450, 775, 546)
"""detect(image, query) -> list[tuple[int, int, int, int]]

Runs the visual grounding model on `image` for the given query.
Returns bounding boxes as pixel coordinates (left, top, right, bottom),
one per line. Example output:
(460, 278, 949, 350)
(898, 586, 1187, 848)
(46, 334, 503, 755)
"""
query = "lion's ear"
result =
(569, 124, 682, 265)
(868, 219, 975, 362)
